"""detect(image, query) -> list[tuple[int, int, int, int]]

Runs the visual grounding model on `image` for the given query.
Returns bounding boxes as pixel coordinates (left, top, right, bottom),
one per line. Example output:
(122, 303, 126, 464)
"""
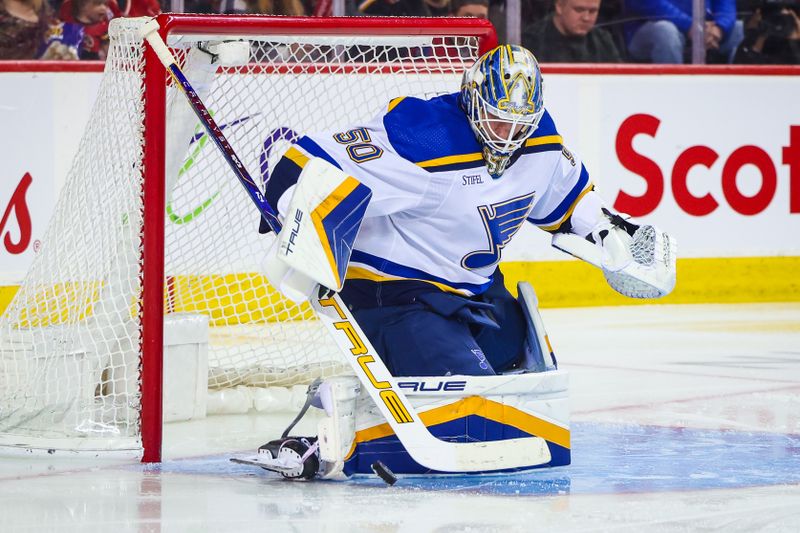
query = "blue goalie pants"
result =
(344, 269, 527, 377)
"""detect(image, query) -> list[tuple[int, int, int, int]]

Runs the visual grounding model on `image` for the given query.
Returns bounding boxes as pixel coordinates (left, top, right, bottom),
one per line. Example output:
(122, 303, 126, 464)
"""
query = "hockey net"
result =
(0, 15, 493, 458)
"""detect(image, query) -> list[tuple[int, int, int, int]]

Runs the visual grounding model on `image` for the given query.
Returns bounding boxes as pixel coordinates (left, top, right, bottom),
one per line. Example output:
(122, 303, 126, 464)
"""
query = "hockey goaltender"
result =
(235, 44, 676, 481)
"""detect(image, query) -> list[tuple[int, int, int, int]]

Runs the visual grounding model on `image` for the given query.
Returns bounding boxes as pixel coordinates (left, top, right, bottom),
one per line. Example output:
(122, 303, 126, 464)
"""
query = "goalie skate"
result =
(231, 437, 320, 480)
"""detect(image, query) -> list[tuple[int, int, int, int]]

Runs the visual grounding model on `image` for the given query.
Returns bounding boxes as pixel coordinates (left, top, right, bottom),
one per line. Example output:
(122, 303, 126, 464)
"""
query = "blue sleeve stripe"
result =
(348, 250, 492, 295)
(417, 151, 483, 169)
(296, 136, 342, 170)
(520, 135, 563, 156)
(528, 164, 590, 225)
(418, 158, 486, 173)
(521, 143, 563, 156)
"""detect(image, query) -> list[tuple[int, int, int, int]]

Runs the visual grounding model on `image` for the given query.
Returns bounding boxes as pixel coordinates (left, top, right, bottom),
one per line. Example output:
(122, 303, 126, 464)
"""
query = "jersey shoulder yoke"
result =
(382, 93, 482, 170)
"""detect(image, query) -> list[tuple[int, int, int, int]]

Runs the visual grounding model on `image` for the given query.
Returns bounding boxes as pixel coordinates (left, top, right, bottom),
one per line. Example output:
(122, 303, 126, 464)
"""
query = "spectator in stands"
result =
(425, 0, 451, 15)
(435, 0, 488, 59)
(60, 0, 121, 60)
(487, 0, 506, 41)
(451, 0, 489, 17)
(624, 0, 744, 63)
(522, 0, 622, 62)
(122, 0, 160, 17)
(0, 0, 52, 59)
(245, 0, 305, 14)
(734, 0, 800, 63)
(182, 0, 222, 13)
(357, 0, 431, 16)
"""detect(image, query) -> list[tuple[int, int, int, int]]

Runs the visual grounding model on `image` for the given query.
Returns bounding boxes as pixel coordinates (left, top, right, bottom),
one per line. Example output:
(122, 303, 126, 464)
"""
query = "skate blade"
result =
(230, 455, 300, 474)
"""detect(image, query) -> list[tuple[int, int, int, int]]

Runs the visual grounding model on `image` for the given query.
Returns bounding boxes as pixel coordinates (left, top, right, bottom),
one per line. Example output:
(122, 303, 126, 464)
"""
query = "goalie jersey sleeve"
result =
(266, 93, 593, 301)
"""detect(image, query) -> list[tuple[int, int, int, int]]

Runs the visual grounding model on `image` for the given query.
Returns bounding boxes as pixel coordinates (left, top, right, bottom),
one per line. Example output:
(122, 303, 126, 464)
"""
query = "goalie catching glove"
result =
(262, 157, 372, 302)
(552, 208, 676, 299)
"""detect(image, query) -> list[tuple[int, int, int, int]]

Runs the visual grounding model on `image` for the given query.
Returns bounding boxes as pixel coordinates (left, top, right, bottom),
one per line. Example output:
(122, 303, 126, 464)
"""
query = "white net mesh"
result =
(0, 16, 481, 454)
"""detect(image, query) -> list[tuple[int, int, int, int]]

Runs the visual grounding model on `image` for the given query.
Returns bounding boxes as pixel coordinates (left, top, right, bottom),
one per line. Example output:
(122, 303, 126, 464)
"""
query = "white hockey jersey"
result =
(267, 92, 592, 299)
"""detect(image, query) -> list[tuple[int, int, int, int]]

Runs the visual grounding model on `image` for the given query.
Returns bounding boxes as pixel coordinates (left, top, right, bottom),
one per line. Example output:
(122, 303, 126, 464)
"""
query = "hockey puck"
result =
(370, 460, 397, 486)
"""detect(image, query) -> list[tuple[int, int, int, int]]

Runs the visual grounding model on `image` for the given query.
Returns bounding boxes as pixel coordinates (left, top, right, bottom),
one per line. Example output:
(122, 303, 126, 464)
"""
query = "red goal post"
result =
(0, 15, 496, 462)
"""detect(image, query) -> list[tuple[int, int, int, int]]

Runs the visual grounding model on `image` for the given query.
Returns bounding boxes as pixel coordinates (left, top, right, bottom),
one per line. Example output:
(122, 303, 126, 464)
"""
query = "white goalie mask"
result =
(460, 45, 545, 178)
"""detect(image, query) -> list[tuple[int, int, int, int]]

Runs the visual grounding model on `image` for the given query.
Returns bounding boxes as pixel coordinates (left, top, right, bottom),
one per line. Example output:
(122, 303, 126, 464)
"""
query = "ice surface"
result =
(1, 303, 798, 532)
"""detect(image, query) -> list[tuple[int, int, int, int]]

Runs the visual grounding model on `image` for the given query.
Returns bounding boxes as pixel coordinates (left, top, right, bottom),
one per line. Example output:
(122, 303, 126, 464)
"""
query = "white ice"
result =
(1, 303, 798, 532)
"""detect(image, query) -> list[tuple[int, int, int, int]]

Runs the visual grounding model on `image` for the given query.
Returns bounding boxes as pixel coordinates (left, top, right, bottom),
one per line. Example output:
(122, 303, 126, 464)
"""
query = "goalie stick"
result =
(140, 19, 550, 472)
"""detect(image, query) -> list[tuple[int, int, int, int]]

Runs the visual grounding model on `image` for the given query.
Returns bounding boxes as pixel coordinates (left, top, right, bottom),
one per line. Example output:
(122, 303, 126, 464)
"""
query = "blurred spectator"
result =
(245, 0, 305, 13)
(522, 0, 622, 61)
(357, 0, 431, 16)
(60, 0, 121, 60)
(488, 0, 556, 44)
(311, 0, 332, 15)
(39, 21, 83, 59)
(624, 0, 744, 63)
(451, 0, 488, 17)
(425, 0, 450, 14)
(526, 0, 554, 22)
(0, 0, 52, 59)
(121, 0, 160, 16)
(182, 0, 221, 12)
(734, 0, 800, 63)
(488, 0, 505, 41)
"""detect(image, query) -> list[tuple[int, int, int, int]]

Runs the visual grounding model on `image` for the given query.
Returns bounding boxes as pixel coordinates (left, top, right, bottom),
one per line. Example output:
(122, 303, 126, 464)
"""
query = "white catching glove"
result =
(552, 209, 677, 299)
(590, 210, 677, 298)
(262, 237, 319, 303)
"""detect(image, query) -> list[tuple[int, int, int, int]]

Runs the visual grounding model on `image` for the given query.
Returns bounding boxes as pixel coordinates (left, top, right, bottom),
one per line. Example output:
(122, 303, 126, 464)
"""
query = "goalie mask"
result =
(460, 45, 545, 178)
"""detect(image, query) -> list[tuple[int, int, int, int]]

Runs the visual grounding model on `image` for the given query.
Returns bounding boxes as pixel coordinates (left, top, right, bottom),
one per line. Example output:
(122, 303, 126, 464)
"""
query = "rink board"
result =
(1, 64, 799, 313)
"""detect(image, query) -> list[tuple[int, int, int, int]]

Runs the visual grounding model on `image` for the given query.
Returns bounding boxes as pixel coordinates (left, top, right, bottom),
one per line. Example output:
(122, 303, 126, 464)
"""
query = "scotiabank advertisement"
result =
(529, 73, 800, 261)
(1, 67, 799, 284)
(0, 71, 99, 284)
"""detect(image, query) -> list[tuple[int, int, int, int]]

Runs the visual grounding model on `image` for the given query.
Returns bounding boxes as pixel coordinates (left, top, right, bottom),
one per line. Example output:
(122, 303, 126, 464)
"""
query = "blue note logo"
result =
(461, 191, 535, 270)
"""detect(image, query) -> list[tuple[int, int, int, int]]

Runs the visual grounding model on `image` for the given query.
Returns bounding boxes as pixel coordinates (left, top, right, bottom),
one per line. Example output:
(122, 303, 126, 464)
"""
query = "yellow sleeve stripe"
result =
(387, 96, 406, 113)
(354, 396, 570, 450)
(525, 134, 563, 147)
(416, 135, 562, 169)
(345, 266, 470, 296)
(539, 182, 595, 232)
(417, 151, 484, 168)
(310, 177, 362, 289)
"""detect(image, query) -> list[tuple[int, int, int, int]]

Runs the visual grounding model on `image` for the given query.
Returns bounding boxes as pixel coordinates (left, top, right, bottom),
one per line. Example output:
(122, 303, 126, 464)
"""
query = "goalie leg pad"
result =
(343, 372, 570, 477)
(516, 281, 557, 372)
(315, 376, 361, 480)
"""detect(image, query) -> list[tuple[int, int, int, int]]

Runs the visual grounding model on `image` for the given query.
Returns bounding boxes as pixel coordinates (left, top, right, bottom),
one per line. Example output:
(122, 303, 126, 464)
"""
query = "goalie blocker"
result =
(262, 156, 372, 302)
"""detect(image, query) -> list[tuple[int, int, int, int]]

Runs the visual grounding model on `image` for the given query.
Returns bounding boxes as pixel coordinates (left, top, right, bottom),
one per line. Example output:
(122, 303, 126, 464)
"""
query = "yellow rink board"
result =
(500, 256, 800, 307)
(0, 257, 798, 320)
